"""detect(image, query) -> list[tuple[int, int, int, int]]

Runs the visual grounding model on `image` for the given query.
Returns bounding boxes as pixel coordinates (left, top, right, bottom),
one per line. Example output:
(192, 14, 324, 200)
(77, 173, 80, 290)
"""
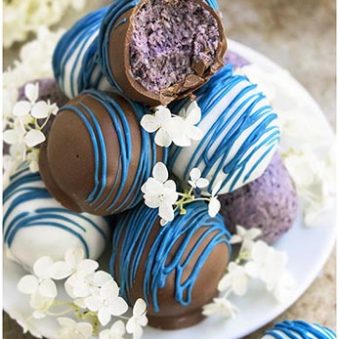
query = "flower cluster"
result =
(141, 102, 203, 147)
(16, 248, 148, 339)
(4, 28, 64, 123)
(203, 226, 295, 319)
(236, 65, 336, 227)
(3, 83, 58, 187)
(4, 0, 86, 48)
(142, 163, 222, 225)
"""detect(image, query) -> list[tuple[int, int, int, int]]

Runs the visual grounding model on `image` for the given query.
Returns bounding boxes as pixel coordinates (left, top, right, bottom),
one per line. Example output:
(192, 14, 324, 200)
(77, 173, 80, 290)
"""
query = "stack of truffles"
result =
(4, 0, 299, 330)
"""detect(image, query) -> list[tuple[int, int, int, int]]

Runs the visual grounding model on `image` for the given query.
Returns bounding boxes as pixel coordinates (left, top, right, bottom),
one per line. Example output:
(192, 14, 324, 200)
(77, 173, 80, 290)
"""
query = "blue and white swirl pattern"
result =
(262, 320, 336, 339)
(53, 7, 110, 98)
(169, 64, 280, 195)
(53, 0, 220, 98)
(3, 168, 109, 271)
(110, 201, 231, 312)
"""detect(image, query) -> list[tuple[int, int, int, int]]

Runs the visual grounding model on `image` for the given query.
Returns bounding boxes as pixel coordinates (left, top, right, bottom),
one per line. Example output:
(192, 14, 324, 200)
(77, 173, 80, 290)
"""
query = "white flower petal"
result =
(65, 248, 84, 268)
(152, 162, 169, 183)
(126, 318, 137, 334)
(91, 271, 112, 287)
(110, 320, 126, 336)
(25, 83, 39, 103)
(100, 280, 119, 299)
(50, 261, 72, 280)
(196, 178, 209, 189)
(4, 129, 21, 145)
(155, 128, 172, 147)
(140, 114, 160, 133)
(85, 295, 101, 312)
(32, 311, 47, 319)
(217, 274, 231, 292)
(13, 101, 32, 117)
(76, 322, 93, 337)
(31, 101, 50, 119)
(18, 275, 39, 295)
(98, 308, 111, 326)
(39, 279, 57, 298)
(108, 297, 129, 316)
(77, 259, 99, 275)
(190, 168, 201, 182)
(159, 202, 175, 222)
(185, 101, 201, 124)
(33, 256, 54, 278)
(208, 197, 221, 218)
(187, 126, 203, 141)
(155, 106, 172, 124)
(133, 298, 147, 317)
(144, 195, 161, 209)
(24, 129, 46, 148)
(58, 317, 76, 329)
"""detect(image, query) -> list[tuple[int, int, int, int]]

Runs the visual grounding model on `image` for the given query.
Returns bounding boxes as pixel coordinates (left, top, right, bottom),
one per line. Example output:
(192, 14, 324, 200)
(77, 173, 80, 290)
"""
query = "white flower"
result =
(30, 292, 55, 319)
(245, 241, 290, 294)
(99, 320, 126, 339)
(140, 102, 203, 148)
(84, 280, 128, 326)
(218, 263, 249, 296)
(171, 101, 203, 147)
(65, 270, 110, 300)
(18, 257, 60, 299)
(141, 106, 173, 147)
(8, 309, 42, 338)
(230, 226, 262, 245)
(57, 317, 93, 339)
(202, 298, 239, 319)
(188, 168, 209, 189)
(126, 299, 148, 339)
(208, 181, 222, 218)
(53, 248, 98, 281)
(142, 162, 178, 224)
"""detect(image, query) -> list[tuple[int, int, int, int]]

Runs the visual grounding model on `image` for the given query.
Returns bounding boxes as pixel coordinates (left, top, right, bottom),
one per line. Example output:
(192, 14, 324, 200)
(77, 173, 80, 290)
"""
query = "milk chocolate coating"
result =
(99, 0, 227, 106)
(110, 202, 231, 329)
(39, 90, 167, 216)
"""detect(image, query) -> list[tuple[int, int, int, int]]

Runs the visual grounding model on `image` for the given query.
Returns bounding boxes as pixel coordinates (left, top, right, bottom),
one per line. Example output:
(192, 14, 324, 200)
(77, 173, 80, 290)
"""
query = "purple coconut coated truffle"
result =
(224, 50, 250, 68)
(18, 78, 68, 106)
(219, 153, 298, 244)
(130, 0, 220, 92)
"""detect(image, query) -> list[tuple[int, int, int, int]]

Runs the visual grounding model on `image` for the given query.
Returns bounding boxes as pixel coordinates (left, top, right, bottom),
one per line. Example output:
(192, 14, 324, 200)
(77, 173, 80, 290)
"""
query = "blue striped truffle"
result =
(3, 168, 109, 271)
(262, 320, 336, 339)
(53, 0, 221, 100)
(40, 89, 168, 216)
(110, 202, 231, 320)
(168, 64, 280, 195)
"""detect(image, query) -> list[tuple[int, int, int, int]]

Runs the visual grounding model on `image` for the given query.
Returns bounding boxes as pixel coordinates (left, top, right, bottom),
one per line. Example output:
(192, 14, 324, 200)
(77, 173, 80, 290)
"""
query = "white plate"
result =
(4, 40, 336, 339)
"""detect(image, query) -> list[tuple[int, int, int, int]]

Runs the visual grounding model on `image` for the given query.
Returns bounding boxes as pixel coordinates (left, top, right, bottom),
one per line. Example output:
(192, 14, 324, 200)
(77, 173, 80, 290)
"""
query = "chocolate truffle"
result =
(3, 168, 109, 271)
(39, 89, 167, 216)
(110, 201, 231, 330)
(53, 0, 226, 106)
(219, 154, 298, 244)
(262, 320, 336, 339)
(169, 64, 280, 196)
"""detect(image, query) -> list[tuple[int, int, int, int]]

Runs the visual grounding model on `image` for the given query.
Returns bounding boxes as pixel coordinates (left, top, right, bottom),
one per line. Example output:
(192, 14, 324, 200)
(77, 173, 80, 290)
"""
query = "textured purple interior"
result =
(130, 0, 220, 92)
(219, 154, 299, 244)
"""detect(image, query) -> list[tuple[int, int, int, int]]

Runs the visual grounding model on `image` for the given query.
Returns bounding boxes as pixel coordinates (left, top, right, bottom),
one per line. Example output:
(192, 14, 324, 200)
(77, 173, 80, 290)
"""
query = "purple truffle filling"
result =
(130, 0, 220, 92)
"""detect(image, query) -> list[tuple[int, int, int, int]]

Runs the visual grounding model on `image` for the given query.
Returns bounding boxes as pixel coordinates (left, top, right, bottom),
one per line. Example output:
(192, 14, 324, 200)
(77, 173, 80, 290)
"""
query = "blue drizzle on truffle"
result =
(263, 320, 336, 339)
(110, 201, 231, 312)
(169, 64, 281, 195)
(3, 168, 108, 258)
(60, 89, 167, 214)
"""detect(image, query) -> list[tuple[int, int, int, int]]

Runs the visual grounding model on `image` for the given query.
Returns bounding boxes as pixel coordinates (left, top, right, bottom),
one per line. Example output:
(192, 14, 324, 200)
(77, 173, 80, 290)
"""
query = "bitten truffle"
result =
(39, 89, 167, 216)
(219, 154, 298, 244)
(53, 0, 227, 106)
(110, 201, 231, 330)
